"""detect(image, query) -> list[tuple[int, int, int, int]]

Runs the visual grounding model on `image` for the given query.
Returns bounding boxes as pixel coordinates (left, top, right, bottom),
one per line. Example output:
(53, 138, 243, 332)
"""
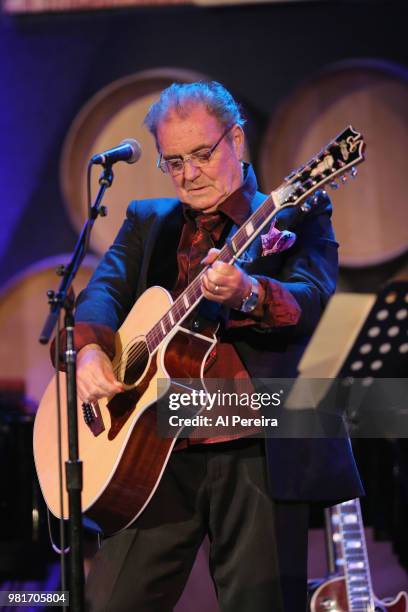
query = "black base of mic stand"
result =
(39, 164, 114, 612)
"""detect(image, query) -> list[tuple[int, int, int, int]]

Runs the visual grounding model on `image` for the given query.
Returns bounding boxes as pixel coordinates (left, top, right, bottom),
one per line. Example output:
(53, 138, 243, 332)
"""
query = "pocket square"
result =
(261, 219, 296, 256)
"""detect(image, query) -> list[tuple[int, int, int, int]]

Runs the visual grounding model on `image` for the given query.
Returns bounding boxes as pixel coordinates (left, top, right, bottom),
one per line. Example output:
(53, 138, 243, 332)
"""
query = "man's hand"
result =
(77, 344, 124, 403)
(201, 248, 253, 309)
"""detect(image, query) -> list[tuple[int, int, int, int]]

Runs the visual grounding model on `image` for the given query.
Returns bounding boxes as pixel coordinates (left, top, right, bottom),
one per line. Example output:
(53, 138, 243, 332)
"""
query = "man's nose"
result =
(183, 159, 201, 181)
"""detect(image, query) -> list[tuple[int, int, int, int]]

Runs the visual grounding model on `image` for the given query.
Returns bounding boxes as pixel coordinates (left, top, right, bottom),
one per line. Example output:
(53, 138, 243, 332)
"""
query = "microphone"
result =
(91, 138, 142, 166)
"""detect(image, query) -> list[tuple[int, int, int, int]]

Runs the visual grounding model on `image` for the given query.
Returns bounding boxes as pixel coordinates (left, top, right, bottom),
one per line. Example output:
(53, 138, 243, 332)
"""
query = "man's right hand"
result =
(77, 344, 124, 403)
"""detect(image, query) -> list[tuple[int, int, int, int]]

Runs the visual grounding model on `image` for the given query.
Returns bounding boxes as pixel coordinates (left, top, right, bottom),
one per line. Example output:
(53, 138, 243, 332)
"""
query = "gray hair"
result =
(144, 81, 246, 146)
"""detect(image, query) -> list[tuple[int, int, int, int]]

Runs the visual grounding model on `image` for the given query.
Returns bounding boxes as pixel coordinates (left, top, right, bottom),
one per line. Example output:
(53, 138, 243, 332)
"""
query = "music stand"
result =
(285, 273, 408, 438)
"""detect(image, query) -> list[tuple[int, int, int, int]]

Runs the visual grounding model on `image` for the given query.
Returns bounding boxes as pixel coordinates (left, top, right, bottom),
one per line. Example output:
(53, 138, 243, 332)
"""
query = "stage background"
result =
(1, 0, 407, 605)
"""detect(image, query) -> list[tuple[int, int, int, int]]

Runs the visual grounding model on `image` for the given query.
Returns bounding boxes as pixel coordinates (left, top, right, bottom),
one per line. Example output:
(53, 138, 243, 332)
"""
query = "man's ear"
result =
(231, 124, 245, 160)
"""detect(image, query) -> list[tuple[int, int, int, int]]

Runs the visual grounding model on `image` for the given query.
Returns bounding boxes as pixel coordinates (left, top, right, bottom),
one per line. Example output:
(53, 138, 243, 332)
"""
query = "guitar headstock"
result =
(275, 126, 365, 208)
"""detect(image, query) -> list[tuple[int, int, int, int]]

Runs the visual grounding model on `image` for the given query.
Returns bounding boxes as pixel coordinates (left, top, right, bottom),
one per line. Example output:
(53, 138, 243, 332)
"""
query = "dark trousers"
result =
(85, 438, 309, 612)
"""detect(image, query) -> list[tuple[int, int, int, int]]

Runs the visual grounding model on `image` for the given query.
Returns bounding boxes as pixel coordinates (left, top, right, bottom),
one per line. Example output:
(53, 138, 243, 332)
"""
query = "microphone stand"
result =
(39, 163, 114, 612)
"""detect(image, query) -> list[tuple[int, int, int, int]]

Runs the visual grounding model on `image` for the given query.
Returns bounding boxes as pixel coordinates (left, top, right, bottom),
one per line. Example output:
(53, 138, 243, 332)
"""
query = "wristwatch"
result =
(239, 277, 260, 313)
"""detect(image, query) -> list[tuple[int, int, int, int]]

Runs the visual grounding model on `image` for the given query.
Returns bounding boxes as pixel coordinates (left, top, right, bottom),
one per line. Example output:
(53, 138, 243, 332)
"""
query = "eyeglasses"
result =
(157, 124, 234, 176)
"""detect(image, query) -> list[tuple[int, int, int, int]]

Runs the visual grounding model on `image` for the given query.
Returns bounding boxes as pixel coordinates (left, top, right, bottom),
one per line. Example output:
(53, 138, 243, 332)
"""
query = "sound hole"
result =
(122, 340, 149, 386)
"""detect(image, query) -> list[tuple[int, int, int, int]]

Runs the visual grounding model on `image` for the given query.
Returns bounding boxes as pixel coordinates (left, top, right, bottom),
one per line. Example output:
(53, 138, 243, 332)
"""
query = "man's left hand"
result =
(201, 248, 252, 309)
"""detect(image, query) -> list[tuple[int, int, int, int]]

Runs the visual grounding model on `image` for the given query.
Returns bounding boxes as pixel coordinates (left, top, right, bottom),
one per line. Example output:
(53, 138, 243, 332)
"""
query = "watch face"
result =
(241, 291, 258, 313)
(240, 278, 260, 313)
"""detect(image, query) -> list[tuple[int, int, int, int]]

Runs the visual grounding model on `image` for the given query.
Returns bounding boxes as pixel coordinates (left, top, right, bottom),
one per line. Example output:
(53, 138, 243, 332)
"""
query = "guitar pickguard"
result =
(163, 325, 217, 380)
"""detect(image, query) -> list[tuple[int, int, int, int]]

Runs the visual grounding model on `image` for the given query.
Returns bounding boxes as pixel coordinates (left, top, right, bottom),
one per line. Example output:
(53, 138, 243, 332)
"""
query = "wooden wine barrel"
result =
(61, 68, 213, 255)
(0, 255, 98, 406)
(259, 60, 408, 267)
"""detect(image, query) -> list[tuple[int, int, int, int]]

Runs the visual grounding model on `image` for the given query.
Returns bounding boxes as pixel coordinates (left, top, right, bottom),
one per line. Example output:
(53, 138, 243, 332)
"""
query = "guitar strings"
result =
(110, 197, 277, 382)
(112, 276, 206, 378)
(111, 277, 204, 377)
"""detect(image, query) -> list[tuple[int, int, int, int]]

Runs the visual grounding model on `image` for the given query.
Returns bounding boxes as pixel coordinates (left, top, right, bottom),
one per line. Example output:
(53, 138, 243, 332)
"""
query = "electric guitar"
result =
(34, 126, 365, 535)
(310, 498, 408, 611)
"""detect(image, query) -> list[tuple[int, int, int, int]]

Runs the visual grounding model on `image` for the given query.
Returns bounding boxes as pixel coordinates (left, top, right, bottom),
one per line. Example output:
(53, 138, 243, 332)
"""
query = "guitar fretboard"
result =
(330, 499, 375, 611)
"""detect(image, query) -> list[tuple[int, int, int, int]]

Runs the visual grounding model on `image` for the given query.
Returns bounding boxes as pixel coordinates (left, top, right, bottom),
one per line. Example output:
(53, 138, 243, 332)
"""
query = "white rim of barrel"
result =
(0, 254, 98, 405)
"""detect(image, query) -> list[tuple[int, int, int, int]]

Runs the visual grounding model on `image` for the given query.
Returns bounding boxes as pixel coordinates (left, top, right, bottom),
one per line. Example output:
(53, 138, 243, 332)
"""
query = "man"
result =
(70, 81, 363, 611)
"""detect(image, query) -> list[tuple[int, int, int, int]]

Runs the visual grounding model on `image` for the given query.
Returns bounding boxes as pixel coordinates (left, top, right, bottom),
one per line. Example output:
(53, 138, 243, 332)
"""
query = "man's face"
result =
(156, 104, 244, 212)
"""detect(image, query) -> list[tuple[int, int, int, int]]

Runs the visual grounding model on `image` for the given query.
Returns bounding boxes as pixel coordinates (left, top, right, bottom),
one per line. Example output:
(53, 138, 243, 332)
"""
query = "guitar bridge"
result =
(82, 401, 105, 437)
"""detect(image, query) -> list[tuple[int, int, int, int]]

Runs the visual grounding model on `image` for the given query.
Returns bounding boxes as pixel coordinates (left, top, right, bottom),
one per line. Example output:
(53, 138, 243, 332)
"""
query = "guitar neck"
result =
(329, 498, 375, 611)
(145, 188, 288, 350)
(143, 125, 365, 355)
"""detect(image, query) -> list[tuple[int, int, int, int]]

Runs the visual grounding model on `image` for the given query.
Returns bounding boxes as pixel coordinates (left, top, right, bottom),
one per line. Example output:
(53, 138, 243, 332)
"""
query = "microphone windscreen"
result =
(121, 138, 142, 164)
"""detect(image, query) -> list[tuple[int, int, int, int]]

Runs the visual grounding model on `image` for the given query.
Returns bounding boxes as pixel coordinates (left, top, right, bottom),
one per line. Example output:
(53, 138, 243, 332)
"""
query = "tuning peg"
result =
(350, 166, 358, 178)
(300, 201, 312, 212)
(340, 175, 348, 184)
(329, 181, 339, 190)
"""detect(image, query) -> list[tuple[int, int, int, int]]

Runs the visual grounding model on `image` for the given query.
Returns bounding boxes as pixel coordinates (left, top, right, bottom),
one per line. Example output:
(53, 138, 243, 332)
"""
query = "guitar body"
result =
(310, 573, 408, 611)
(33, 286, 217, 534)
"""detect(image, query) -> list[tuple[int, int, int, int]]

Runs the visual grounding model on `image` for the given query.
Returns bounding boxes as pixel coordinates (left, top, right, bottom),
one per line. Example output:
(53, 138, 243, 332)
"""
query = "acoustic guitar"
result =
(310, 498, 408, 611)
(34, 126, 365, 534)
